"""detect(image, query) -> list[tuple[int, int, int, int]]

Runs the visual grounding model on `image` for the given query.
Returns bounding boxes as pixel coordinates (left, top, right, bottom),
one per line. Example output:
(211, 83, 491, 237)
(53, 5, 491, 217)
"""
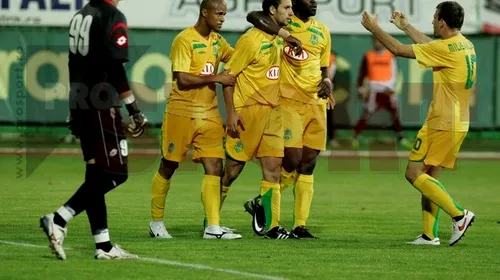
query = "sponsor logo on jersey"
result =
(266, 66, 280, 80)
(283, 45, 309, 61)
(200, 62, 215, 76)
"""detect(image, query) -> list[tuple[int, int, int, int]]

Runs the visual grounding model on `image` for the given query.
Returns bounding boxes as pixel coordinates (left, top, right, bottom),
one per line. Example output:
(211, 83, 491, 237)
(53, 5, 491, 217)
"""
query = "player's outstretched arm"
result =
(247, 11, 280, 35)
(175, 71, 235, 91)
(361, 11, 415, 59)
(391, 10, 432, 44)
(246, 11, 302, 55)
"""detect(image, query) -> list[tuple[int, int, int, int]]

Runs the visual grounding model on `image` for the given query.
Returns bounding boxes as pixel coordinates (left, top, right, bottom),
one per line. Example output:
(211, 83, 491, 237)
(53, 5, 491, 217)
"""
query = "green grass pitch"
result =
(0, 154, 499, 279)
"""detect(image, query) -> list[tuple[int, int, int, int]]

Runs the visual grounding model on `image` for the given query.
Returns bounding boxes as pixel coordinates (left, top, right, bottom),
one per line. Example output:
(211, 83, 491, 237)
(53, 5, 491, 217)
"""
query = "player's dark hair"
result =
(436, 1, 464, 30)
(262, 0, 281, 16)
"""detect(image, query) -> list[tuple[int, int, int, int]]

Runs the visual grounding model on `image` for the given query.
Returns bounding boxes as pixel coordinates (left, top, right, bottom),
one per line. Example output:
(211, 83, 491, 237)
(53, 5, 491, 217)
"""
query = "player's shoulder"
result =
(88, 0, 124, 19)
(247, 28, 282, 48)
(242, 28, 276, 42)
(173, 27, 197, 43)
(311, 17, 330, 33)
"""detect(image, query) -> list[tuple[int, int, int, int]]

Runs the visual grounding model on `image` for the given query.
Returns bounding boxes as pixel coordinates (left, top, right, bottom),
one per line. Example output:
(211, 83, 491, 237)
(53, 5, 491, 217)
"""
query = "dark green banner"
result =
(496, 37, 500, 128)
(0, 27, 496, 129)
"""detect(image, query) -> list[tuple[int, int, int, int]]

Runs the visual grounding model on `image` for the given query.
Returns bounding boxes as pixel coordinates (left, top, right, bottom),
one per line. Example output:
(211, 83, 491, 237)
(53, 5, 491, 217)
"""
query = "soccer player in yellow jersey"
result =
(361, 1, 475, 246)
(243, 0, 335, 238)
(148, 0, 241, 240)
(221, 0, 294, 239)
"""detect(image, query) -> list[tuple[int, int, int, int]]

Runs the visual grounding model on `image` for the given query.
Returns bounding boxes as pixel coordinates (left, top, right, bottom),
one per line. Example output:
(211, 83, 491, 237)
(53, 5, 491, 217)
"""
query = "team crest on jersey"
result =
(310, 34, 318, 45)
(266, 66, 280, 80)
(283, 45, 309, 61)
(115, 34, 128, 48)
(200, 63, 215, 76)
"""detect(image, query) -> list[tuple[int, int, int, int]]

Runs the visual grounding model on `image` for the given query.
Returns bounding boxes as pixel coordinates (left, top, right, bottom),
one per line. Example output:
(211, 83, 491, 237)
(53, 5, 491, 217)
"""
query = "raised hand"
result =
(390, 10, 409, 30)
(361, 11, 379, 32)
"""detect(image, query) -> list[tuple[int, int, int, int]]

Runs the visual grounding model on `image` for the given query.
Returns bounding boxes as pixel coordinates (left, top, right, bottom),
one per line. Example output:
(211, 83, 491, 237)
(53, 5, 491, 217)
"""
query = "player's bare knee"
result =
(298, 147, 320, 175)
(405, 162, 425, 184)
(298, 160, 317, 175)
(405, 168, 417, 184)
(159, 158, 178, 179)
(221, 158, 244, 187)
(262, 161, 281, 183)
(283, 148, 302, 172)
(202, 158, 223, 177)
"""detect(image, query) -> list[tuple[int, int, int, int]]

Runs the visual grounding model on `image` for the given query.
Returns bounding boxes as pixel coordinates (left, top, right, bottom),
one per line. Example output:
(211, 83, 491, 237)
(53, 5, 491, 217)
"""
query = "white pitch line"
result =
(0, 240, 285, 280)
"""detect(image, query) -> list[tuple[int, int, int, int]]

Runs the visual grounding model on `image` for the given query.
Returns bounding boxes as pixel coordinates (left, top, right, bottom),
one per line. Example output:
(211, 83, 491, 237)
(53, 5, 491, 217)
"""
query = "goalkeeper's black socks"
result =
(53, 213, 67, 228)
(96, 241, 113, 252)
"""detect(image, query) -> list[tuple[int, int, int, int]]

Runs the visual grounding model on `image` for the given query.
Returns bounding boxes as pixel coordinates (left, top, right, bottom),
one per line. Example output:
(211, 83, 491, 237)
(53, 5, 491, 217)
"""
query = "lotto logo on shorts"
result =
(266, 66, 280, 80)
(200, 63, 215, 76)
(283, 45, 309, 61)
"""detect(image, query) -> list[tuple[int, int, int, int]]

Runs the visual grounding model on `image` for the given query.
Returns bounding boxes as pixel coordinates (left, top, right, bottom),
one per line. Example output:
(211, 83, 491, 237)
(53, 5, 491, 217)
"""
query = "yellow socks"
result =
(151, 172, 171, 221)
(201, 175, 221, 226)
(220, 185, 231, 210)
(293, 174, 314, 228)
(413, 173, 464, 218)
(421, 195, 441, 239)
(280, 169, 298, 193)
(260, 180, 281, 230)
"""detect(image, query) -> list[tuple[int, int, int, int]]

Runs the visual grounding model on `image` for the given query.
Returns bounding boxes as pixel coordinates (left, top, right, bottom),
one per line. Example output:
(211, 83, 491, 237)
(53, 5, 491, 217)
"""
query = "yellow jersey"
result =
(168, 26, 233, 118)
(412, 34, 476, 132)
(224, 28, 284, 109)
(280, 15, 331, 104)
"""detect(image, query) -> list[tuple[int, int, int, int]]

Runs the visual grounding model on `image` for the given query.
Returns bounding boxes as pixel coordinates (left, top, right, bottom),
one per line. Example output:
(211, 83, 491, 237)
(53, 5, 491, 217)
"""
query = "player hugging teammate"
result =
(219, 0, 335, 239)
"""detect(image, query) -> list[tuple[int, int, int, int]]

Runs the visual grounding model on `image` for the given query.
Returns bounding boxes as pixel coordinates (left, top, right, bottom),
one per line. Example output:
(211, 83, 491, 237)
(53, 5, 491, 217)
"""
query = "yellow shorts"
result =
(408, 127, 467, 169)
(281, 98, 327, 151)
(225, 105, 284, 162)
(161, 113, 225, 162)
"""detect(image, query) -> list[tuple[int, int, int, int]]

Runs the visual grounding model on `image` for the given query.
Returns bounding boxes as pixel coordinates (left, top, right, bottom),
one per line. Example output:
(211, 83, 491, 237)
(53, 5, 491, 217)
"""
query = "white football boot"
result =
(221, 226, 237, 234)
(40, 213, 68, 260)
(149, 221, 173, 239)
(203, 225, 242, 239)
(95, 244, 138, 260)
(449, 209, 475, 246)
(406, 234, 440, 246)
(203, 217, 237, 234)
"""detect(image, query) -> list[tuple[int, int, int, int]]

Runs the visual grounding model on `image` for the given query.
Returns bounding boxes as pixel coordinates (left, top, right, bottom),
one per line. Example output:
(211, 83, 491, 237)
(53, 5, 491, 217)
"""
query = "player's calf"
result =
(150, 159, 178, 238)
(289, 147, 320, 237)
(258, 157, 292, 237)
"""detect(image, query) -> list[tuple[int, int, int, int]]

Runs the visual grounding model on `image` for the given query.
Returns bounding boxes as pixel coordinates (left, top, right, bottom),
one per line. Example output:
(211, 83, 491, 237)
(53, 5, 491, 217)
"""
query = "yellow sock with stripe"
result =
(280, 169, 298, 193)
(220, 185, 231, 210)
(201, 175, 221, 226)
(260, 181, 281, 231)
(421, 195, 441, 239)
(413, 173, 464, 218)
(293, 174, 314, 228)
(151, 172, 171, 221)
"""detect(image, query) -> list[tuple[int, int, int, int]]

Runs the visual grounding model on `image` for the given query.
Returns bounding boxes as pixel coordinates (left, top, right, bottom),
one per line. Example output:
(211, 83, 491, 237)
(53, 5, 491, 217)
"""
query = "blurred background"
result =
(0, 0, 499, 152)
